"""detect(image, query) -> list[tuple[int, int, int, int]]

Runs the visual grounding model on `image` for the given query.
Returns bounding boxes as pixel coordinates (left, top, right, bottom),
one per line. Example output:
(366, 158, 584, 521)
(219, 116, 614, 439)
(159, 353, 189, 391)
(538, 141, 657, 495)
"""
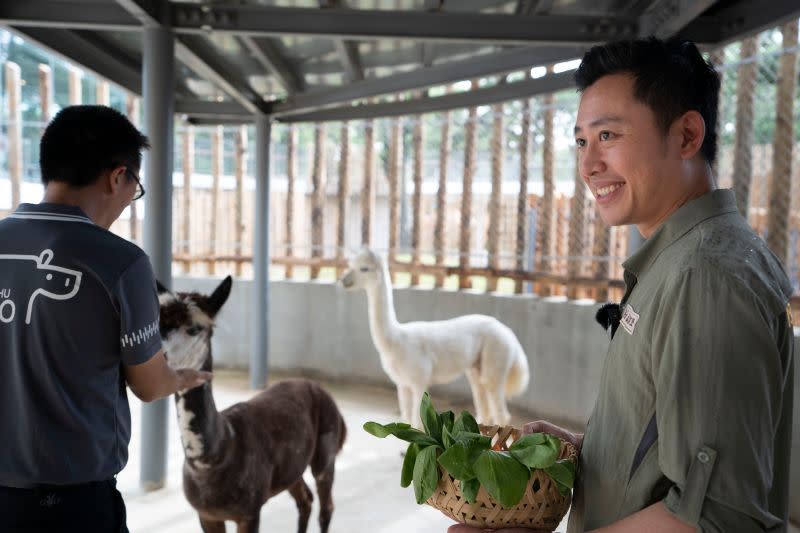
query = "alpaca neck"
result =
(365, 265, 400, 350)
(174, 380, 231, 470)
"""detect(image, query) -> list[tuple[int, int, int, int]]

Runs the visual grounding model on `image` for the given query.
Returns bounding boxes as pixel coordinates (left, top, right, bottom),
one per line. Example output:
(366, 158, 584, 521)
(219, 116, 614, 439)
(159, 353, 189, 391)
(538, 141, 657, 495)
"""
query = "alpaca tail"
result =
(505, 348, 530, 397)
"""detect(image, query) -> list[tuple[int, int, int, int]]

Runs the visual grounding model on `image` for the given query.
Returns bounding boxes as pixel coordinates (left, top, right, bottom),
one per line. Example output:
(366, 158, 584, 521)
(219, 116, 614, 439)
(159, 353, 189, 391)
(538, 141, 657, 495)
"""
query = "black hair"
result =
(574, 37, 720, 164)
(39, 105, 150, 186)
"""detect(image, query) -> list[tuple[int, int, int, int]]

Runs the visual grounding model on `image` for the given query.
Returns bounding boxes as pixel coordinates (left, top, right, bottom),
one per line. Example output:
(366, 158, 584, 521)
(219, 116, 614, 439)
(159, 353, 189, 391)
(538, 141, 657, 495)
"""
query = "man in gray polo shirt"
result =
(450, 39, 794, 532)
(0, 105, 211, 532)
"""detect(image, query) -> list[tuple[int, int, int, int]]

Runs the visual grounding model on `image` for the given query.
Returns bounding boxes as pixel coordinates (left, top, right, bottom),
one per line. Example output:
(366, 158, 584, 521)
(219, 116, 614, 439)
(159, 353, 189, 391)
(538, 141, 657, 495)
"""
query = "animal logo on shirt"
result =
(0, 249, 82, 324)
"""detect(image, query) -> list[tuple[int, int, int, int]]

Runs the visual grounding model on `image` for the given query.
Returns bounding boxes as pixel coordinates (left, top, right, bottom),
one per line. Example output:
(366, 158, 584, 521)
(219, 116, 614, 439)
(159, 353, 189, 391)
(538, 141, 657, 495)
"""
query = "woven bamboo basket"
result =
(426, 424, 578, 531)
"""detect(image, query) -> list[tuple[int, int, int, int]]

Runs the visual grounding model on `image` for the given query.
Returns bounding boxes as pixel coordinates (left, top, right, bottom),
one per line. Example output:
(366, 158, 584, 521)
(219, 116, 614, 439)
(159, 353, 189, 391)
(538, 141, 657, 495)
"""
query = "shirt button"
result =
(697, 451, 710, 464)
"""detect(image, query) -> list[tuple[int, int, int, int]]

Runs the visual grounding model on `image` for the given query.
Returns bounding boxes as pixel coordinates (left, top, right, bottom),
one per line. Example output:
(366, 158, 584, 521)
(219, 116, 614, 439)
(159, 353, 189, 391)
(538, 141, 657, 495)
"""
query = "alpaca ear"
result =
(156, 280, 170, 294)
(207, 275, 233, 317)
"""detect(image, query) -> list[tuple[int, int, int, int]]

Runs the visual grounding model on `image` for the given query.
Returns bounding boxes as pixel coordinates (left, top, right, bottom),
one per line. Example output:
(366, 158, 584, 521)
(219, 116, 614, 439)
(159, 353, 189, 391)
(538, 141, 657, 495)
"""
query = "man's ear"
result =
(677, 110, 705, 160)
(107, 166, 128, 195)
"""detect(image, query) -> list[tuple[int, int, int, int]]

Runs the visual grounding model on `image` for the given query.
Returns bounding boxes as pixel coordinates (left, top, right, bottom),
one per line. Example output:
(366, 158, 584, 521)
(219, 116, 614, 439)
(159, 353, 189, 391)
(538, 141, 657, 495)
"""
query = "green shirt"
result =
(569, 189, 795, 532)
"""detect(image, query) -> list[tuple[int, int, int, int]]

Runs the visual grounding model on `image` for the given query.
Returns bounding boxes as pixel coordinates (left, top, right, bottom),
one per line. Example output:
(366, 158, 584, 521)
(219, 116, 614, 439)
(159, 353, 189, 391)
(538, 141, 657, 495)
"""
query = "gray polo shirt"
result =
(569, 189, 794, 532)
(0, 202, 162, 486)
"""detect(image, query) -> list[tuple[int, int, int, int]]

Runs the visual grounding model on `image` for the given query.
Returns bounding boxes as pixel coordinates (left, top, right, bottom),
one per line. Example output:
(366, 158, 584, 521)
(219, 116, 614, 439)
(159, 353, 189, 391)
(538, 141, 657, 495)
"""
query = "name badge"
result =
(621, 304, 639, 335)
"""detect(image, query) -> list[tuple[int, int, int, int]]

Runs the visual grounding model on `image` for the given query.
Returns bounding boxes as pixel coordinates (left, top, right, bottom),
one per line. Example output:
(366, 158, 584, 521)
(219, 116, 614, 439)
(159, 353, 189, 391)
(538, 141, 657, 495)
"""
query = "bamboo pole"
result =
(411, 113, 424, 286)
(486, 102, 504, 292)
(388, 117, 403, 282)
(285, 124, 297, 278)
(38, 64, 53, 125)
(336, 122, 350, 277)
(434, 106, 451, 288)
(310, 124, 326, 279)
(68, 66, 82, 105)
(234, 126, 247, 277)
(515, 96, 531, 293)
(96, 80, 110, 105)
(766, 21, 798, 264)
(732, 36, 759, 219)
(6, 62, 22, 211)
(126, 95, 141, 242)
(537, 77, 556, 296)
(567, 159, 587, 300)
(459, 80, 479, 289)
(361, 119, 375, 247)
(181, 124, 194, 272)
(208, 126, 223, 275)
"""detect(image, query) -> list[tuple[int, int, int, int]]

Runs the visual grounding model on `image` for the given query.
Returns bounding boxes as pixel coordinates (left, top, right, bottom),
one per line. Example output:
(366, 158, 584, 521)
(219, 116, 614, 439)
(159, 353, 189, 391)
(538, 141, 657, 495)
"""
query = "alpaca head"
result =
(340, 247, 384, 290)
(157, 276, 232, 372)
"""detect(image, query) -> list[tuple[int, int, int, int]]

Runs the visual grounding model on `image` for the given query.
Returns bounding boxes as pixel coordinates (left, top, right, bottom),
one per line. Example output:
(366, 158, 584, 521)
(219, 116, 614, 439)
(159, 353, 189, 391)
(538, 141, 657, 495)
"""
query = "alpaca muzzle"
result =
(340, 271, 355, 288)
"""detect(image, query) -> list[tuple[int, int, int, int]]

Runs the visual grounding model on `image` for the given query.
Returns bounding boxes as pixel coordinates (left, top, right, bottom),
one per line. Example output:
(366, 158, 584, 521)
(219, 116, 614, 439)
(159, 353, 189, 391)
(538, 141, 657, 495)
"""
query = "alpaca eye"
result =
(186, 325, 203, 336)
(360, 267, 370, 272)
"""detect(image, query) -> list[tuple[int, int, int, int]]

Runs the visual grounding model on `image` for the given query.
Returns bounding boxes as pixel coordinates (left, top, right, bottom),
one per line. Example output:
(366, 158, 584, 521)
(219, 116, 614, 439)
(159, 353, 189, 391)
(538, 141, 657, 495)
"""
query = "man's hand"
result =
(522, 420, 584, 452)
(175, 368, 213, 392)
(125, 350, 213, 402)
(447, 525, 551, 533)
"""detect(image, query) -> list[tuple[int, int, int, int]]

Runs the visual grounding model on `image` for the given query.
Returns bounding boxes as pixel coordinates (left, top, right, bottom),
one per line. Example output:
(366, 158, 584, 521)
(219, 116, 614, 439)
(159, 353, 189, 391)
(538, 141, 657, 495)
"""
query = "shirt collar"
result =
(14, 202, 93, 223)
(622, 189, 738, 278)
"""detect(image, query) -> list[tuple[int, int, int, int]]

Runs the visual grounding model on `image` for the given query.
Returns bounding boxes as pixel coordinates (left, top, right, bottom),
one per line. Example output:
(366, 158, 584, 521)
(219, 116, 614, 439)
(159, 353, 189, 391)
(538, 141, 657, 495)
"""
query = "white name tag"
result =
(621, 304, 639, 335)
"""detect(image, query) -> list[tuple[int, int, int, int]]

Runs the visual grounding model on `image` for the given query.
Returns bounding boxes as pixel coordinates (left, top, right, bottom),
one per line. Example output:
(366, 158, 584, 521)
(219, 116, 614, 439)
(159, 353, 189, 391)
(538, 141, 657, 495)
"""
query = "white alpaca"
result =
(340, 248, 530, 427)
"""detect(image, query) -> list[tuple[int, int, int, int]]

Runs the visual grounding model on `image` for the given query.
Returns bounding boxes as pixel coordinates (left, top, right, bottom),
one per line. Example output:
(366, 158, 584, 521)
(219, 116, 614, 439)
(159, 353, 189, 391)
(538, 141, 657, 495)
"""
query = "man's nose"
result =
(578, 142, 605, 179)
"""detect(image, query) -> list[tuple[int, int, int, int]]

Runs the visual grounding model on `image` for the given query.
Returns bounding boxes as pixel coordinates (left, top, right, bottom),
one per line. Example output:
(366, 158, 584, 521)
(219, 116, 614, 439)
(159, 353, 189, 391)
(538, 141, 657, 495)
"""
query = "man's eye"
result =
(599, 131, 613, 141)
(575, 138, 586, 147)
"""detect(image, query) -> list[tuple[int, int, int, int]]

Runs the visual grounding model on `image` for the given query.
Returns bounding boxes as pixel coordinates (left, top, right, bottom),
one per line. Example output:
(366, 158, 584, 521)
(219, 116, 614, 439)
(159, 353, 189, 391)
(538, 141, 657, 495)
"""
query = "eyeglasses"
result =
(125, 168, 145, 201)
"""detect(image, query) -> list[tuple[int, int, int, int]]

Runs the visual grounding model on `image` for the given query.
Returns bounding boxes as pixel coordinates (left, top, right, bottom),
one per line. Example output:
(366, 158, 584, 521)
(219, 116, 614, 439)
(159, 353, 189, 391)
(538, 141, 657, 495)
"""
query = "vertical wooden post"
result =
(434, 107, 451, 288)
(126, 95, 141, 242)
(181, 124, 194, 272)
(96, 80, 110, 105)
(285, 124, 297, 278)
(459, 80, 479, 289)
(567, 160, 587, 300)
(6, 62, 22, 211)
(336, 122, 350, 276)
(235, 126, 247, 277)
(68, 66, 82, 105)
(310, 124, 326, 279)
(38, 64, 53, 125)
(766, 21, 798, 265)
(411, 114, 424, 285)
(388, 117, 403, 281)
(208, 126, 223, 275)
(515, 96, 531, 293)
(732, 36, 759, 219)
(486, 102, 504, 292)
(361, 119, 375, 247)
(538, 79, 556, 296)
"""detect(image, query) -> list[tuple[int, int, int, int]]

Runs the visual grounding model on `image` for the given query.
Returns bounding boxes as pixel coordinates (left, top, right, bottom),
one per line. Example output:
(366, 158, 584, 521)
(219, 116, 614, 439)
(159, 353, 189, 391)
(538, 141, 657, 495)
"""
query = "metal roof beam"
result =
(240, 36, 306, 94)
(0, 0, 139, 30)
(679, 0, 800, 45)
(270, 45, 584, 117)
(639, 0, 719, 38)
(175, 99, 253, 120)
(334, 40, 364, 82)
(175, 35, 267, 115)
(169, 3, 638, 45)
(9, 27, 142, 94)
(276, 70, 576, 123)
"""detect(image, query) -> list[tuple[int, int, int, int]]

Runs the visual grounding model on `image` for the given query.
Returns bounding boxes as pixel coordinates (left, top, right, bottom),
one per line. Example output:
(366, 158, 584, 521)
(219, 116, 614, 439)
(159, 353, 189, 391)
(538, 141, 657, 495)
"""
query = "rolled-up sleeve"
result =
(651, 265, 787, 531)
(114, 255, 162, 366)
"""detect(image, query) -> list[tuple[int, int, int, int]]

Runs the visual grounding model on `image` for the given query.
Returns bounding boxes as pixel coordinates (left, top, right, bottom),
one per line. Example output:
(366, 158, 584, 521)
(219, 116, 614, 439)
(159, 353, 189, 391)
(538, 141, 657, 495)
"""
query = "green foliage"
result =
(363, 392, 576, 508)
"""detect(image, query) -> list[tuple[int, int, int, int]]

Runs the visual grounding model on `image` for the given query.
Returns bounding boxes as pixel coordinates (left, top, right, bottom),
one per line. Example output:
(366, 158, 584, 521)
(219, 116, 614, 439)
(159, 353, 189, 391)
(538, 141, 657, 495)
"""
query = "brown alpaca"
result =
(157, 276, 347, 533)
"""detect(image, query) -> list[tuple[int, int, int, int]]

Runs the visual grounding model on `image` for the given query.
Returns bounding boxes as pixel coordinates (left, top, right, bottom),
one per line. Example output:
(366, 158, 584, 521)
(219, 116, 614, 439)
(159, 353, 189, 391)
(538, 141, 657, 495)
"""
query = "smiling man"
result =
(449, 38, 794, 533)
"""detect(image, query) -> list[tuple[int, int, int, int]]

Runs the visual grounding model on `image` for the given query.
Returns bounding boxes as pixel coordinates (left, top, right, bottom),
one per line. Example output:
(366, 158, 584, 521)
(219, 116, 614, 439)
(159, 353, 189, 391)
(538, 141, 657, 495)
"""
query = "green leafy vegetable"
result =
(401, 443, 419, 488)
(461, 478, 481, 504)
(420, 392, 442, 445)
(544, 459, 577, 497)
(437, 436, 489, 481)
(413, 444, 441, 504)
(363, 421, 438, 447)
(509, 433, 560, 469)
(452, 410, 480, 436)
(474, 450, 530, 508)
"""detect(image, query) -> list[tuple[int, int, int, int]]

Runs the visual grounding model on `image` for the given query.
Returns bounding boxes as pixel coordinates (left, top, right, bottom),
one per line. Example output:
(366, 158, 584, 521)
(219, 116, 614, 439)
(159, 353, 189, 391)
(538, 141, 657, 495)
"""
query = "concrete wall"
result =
(173, 276, 799, 524)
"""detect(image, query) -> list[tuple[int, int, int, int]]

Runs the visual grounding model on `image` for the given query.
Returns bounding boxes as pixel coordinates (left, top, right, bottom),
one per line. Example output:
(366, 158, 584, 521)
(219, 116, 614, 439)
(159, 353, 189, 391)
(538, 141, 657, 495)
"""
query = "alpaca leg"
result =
(314, 463, 336, 533)
(397, 385, 411, 424)
(485, 384, 511, 426)
(466, 369, 489, 423)
(288, 478, 314, 533)
(235, 515, 261, 533)
(199, 518, 226, 533)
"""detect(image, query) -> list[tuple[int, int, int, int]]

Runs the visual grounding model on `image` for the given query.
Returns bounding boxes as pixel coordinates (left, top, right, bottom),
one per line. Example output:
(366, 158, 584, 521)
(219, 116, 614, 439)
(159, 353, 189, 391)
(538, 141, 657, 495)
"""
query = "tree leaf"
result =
(420, 392, 442, 444)
(461, 478, 481, 504)
(401, 443, 420, 488)
(413, 445, 441, 504)
(473, 450, 530, 508)
(363, 421, 438, 446)
(509, 434, 559, 469)
(452, 410, 480, 436)
(544, 459, 576, 497)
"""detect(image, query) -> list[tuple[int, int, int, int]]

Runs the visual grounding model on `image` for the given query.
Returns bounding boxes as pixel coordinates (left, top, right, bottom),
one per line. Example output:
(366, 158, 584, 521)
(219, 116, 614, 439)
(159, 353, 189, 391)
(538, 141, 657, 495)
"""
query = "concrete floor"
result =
(117, 370, 572, 533)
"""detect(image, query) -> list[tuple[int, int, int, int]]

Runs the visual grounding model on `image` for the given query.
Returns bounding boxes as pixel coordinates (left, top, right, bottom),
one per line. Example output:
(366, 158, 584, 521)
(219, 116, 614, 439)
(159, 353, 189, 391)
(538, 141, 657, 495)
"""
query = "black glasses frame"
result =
(125, 168, 145, 201)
